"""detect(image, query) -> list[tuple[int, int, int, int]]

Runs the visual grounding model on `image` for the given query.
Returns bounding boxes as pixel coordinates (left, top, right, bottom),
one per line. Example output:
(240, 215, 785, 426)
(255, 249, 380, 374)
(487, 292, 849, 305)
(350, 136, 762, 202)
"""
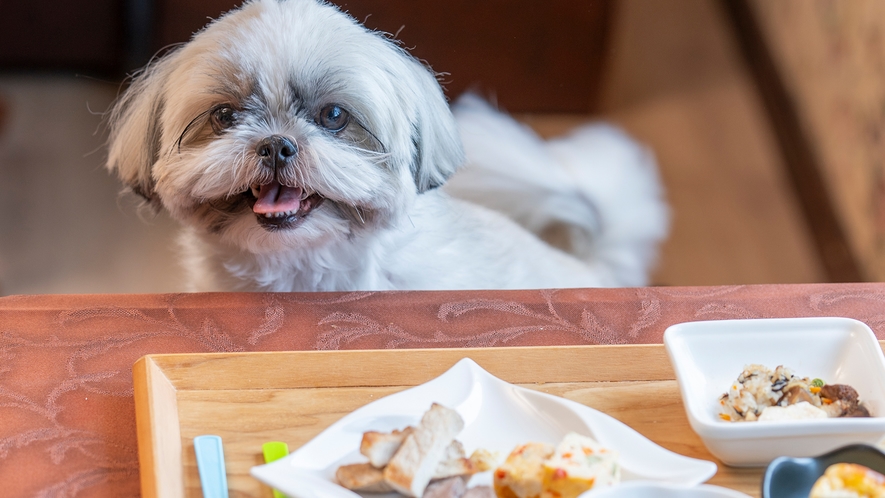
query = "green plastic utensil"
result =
(262, 442, 290, 498)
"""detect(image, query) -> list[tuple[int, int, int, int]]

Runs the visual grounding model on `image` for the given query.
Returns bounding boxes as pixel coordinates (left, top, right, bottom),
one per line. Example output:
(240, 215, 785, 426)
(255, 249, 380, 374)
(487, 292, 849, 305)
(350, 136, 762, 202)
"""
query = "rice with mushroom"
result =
(719, 364, 818, 422)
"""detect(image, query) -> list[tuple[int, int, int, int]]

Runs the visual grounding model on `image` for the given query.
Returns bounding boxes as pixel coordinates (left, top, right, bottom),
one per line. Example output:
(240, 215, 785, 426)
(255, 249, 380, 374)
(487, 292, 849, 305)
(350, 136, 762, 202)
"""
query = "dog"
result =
(106, 0, 669, 292)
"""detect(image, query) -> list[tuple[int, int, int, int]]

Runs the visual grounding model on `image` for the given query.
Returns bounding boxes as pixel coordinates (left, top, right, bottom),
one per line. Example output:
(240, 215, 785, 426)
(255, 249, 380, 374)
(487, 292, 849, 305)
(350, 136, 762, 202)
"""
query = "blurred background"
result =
(0, 0, 882, 295)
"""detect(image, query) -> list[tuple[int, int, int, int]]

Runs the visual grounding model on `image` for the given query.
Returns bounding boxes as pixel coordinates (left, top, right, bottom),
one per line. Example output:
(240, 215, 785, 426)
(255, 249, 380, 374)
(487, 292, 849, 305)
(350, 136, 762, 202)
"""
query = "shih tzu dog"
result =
(106, 0, 669, 292)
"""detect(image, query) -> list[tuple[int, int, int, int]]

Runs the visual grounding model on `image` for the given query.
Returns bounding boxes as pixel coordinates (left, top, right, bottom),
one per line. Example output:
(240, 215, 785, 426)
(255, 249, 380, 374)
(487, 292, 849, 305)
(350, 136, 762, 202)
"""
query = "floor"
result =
(0, 77, 181, 294)
(520, 0, 823, 286)
(600, 0, 823, 285)
(0, 0, 825, 295)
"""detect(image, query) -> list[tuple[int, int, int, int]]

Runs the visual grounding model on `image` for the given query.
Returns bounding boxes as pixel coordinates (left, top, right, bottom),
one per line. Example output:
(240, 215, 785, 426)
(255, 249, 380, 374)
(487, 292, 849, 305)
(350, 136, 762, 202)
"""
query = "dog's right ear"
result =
(105, 63, 168, 206)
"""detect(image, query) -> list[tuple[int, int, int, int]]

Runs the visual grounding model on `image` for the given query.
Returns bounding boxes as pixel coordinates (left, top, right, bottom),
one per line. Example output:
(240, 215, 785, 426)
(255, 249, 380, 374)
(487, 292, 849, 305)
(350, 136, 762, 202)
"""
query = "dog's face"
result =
(107, 0, 464, 254)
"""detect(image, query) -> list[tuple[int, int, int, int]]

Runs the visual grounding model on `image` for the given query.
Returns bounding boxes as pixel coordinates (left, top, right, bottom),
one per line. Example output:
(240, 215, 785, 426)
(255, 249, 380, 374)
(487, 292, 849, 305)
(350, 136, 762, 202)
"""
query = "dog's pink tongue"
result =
(253, 182, 303, 214)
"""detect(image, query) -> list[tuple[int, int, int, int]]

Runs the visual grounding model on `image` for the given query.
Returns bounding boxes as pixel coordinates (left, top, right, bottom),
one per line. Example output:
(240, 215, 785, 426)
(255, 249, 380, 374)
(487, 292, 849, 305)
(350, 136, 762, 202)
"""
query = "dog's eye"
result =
(317, 104, 350, 132)
(210, 105, 237, 133)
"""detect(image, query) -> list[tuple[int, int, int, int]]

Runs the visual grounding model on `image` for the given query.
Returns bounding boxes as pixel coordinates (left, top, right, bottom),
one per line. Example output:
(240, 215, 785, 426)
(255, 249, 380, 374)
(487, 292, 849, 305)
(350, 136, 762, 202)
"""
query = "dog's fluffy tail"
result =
(445, 94, 669, 287)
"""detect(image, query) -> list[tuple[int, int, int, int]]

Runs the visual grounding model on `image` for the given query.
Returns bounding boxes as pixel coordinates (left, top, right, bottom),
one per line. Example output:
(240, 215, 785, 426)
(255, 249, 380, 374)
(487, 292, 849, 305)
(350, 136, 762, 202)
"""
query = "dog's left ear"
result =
(105, 58, 170, 207)
(401, 57, 465, 193)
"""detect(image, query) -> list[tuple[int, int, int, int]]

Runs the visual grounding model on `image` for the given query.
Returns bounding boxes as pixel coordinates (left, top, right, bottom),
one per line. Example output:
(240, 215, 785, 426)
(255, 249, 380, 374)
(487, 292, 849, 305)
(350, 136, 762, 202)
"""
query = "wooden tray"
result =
(133, 345, 763, 498)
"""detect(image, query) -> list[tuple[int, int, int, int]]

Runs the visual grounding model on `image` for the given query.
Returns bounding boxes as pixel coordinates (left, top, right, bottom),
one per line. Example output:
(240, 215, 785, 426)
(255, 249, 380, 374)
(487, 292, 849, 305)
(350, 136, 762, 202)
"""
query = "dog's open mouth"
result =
(249, 181, 325, 230)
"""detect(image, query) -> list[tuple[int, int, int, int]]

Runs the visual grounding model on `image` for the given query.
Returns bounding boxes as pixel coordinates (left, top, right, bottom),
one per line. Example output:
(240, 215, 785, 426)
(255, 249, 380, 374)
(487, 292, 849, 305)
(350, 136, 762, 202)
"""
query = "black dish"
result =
(762, 443, 885, 498)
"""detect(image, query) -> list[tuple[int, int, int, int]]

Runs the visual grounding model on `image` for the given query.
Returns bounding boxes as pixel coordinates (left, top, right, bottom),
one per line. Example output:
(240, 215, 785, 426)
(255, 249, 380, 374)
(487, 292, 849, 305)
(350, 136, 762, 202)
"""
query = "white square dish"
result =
(664, 317, 885, 467)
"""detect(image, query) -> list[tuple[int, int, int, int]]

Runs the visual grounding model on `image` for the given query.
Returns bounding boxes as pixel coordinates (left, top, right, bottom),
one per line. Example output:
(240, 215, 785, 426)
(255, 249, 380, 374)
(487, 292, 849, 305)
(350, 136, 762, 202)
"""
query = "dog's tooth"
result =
(259, 210, 299, 220)
(251, 186, 260, 197)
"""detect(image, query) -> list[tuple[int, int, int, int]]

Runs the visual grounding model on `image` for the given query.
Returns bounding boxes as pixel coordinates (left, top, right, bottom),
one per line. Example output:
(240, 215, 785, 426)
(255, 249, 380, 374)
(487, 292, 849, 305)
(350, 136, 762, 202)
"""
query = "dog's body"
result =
(181, 189, 608, 292)
(107, 0, 668, 292)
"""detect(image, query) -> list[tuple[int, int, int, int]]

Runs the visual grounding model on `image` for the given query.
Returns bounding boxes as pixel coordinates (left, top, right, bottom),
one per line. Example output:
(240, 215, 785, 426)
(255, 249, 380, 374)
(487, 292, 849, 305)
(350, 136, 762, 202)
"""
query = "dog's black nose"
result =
(255, 135, 297, 165)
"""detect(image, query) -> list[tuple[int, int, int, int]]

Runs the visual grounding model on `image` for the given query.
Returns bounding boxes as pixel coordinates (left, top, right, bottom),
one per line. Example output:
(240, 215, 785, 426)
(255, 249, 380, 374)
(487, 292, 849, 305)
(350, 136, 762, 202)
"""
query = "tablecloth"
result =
(3, 284, 885, 496)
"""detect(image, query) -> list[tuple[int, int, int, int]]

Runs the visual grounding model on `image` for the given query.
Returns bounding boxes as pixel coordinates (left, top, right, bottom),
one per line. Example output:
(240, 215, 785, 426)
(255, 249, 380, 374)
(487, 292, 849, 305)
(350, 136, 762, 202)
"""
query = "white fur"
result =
(447, 94, 670, 287)
(106, 0, 669, 292)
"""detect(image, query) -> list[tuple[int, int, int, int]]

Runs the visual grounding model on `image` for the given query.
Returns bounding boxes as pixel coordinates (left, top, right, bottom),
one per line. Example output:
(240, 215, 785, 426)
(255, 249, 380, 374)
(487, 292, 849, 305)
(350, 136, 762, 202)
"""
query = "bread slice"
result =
(361, 427, 413, 468)
(383, 403, 465, 497)
(335, 462, 394, 493)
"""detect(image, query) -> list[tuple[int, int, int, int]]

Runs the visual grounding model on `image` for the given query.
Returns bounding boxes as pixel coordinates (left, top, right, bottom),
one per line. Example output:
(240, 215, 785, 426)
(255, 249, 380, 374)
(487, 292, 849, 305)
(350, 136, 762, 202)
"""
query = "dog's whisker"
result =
(227, 145, 253, 197)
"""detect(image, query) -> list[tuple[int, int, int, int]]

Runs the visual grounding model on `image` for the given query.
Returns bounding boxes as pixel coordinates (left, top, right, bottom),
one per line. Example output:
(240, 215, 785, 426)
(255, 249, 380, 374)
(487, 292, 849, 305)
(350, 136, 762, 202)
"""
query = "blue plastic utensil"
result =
(194, 435, 229, 498)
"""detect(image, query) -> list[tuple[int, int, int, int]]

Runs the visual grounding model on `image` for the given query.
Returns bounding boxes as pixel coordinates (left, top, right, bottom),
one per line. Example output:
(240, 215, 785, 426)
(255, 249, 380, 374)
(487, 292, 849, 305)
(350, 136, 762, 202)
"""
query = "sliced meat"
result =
(820, 384, 865, 417)
(820, 384, 860, 406)
(384, 403, 465, 497)
(845, 404, 871, 417)
(423, 476, 467, 498)
(462, 486, 496, 498)
(361, 427, 414, 468)
(335, 462, 394, 493)
(434, 441, 474, 480)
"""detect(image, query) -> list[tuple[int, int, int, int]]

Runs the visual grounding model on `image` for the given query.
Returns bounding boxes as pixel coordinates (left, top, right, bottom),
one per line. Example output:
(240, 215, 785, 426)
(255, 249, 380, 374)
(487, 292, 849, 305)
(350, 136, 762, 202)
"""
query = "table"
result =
(3, 284, 885, 496)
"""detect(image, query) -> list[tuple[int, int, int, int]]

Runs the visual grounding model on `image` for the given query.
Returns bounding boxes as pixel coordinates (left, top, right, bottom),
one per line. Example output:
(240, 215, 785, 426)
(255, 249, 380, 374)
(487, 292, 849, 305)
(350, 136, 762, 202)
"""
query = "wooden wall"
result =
(154, 0, 612, 113)
(747, 0, 885, 282)
(0, 0, 123, 75)
(0, 0, 611, 113)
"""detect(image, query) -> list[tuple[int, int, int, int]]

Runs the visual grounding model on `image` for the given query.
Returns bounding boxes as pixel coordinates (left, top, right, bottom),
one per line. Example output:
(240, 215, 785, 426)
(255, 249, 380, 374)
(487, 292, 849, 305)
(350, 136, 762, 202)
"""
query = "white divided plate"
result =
(250, 357, 716, 497)
(581, 482, 752, 498)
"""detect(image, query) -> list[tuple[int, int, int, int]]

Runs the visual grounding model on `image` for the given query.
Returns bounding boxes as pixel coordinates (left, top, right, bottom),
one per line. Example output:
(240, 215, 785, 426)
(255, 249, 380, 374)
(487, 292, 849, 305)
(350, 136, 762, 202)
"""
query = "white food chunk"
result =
(758, 401, 827, 421)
